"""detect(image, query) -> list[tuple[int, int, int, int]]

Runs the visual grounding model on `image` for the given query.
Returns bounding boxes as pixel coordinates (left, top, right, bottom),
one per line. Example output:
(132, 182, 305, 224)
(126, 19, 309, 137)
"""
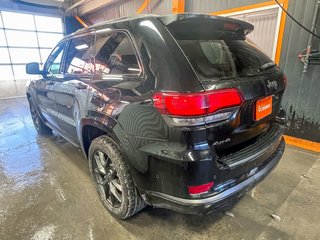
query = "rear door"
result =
(35, 41, 67, 129)
(53, 34, 95, 143)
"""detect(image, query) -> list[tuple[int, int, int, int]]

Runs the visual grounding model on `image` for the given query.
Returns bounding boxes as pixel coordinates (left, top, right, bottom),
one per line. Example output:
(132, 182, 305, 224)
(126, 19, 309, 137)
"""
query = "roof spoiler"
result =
(159, 13, 254, 37)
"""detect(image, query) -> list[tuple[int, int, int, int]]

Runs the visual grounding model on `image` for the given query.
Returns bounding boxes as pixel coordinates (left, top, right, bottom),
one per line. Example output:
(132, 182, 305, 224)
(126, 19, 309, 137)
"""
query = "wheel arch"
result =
(80, 119, 123, 157)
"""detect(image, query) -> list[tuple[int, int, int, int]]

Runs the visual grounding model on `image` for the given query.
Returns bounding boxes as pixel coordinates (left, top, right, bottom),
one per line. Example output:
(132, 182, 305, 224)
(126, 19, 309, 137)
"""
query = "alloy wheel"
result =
(93, 150, 123, 208)
(30, 101, 40, 130)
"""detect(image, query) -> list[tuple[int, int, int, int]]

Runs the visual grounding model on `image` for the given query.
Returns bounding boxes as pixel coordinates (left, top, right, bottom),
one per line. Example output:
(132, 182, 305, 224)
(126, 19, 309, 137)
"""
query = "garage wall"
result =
(277, 0, 320, 143)
(0, 0, 65, 99)
(85, 0, 173, 22)
(186, 0, 271, 13)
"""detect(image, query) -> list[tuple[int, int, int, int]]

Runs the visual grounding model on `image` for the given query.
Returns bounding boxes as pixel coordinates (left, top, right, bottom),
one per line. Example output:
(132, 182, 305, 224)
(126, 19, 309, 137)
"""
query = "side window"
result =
(45, 42, 66, 75)
(94, 32, 141, 75)
(65, 35, 95, 75)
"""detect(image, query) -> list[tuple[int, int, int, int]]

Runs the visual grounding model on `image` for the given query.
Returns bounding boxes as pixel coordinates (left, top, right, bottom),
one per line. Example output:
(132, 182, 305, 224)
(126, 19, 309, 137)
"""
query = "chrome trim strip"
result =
(228, 137, 281, 168)
(225, 125, 284, 168)
(147, 141, 284, 206)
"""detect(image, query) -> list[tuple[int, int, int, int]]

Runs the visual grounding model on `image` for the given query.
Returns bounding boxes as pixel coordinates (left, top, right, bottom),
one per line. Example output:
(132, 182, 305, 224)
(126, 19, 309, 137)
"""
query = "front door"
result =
(54, 34, 95, 143)
(35, 42, 66, 130)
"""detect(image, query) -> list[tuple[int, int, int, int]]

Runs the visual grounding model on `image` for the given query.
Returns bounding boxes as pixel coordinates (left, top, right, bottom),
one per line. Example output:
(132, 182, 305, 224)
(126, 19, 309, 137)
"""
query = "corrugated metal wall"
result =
(226, 7, 280, 59)
(186, 0, 268, 13)
(83, 0, 320, 142)
(86, 0, 173, 22)
(278, 0, 320, 142)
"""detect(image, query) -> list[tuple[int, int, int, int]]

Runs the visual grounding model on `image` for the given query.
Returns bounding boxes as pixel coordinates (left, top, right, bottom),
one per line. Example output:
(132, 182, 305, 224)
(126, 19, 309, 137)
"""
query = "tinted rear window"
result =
(178, 39, 272, 81)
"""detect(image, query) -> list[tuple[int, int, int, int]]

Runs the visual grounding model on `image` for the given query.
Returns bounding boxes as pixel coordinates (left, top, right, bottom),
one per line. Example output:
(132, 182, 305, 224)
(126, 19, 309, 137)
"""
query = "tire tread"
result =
(89, 136, 146, 219)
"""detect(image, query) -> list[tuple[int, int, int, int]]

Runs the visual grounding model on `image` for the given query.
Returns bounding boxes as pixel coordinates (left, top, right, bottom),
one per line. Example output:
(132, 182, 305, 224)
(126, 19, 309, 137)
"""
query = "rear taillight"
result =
(152, 89, 243, 126)
(207, 89, 243, 114)
(224, 22, 239, 31)
(188, 182, 214, 195)
(153, 92, 207, 116)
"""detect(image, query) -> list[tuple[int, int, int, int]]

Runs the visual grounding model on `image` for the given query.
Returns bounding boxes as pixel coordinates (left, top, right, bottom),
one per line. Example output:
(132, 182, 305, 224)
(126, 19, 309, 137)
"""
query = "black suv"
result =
(26, 14, 286, 219)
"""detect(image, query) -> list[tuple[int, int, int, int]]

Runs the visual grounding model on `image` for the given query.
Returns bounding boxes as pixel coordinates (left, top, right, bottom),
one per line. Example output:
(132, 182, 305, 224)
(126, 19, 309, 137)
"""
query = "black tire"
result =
(89, 135, 146, 219)
(28, 98, 52, 135)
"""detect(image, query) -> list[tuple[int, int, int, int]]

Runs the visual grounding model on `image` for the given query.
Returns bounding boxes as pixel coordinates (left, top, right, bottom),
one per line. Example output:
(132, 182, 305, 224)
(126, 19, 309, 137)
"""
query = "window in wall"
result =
(2, 11, 36, 30)
(34, 15, 63, 33)
(0, 10, 63, 81)
(65, 36, 95, 75)
(0, 29, 6, 46)
(37, 32, 64, 48)
(40, 49, 53, 63)
(95, 32, 141, 76)
(0, 65, 14, 81)
(0, 13, 3, 28)
(12, 65, 29, 80)
(0, 48, 10, 64)
(5, 30, 38, 47)
(9, 48, 41, 64)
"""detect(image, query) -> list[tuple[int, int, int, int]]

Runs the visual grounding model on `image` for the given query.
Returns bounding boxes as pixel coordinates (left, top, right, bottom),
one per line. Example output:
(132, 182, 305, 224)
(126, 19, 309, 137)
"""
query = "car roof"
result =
(66, 13, 253, 39)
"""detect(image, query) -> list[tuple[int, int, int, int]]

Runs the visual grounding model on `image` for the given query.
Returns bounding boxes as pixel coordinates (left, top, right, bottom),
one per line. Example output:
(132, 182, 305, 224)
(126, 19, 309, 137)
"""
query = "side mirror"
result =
(26, 62, 42, 75)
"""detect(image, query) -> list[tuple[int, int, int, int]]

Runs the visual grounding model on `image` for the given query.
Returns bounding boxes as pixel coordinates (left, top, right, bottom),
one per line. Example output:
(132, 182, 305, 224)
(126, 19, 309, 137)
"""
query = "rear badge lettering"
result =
(267, 80, 278, 90)
(212, 138, 231, 146)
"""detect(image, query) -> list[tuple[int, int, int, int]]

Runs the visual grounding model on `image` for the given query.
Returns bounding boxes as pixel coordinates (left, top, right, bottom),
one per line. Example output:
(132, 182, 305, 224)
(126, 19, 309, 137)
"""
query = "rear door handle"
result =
(47, 81, 55, 85)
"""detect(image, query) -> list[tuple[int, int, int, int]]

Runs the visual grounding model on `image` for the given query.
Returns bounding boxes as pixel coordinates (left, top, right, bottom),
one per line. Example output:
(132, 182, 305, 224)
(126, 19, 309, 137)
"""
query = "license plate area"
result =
(255, 96, 272, 121)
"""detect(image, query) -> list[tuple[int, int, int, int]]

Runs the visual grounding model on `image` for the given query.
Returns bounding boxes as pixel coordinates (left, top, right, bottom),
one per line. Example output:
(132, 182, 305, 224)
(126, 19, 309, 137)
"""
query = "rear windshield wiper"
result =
(260, 62, 277, 72)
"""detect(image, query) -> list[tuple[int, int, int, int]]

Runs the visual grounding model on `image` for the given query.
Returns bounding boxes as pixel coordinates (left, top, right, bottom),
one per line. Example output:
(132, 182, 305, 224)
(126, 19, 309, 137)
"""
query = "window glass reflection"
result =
(65, 36, 95, 75)
(95, 32, 141, 75)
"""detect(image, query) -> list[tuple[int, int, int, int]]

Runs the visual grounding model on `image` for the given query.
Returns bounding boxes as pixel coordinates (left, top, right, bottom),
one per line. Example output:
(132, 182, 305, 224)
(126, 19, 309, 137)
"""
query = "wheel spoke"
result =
(109, 181, 122, 202)
(98, 150, 107, 166)
(107, 189, 115, 205)
(111, 179, 122, 192)
(97, 176, 109, 186)
(94, 155, 106, 175)
(99, 183, 107, 199)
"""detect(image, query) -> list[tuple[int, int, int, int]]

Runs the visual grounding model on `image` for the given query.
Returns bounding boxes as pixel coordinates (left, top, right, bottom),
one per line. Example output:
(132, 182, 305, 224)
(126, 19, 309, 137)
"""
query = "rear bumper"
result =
(146, 138, 285, 215)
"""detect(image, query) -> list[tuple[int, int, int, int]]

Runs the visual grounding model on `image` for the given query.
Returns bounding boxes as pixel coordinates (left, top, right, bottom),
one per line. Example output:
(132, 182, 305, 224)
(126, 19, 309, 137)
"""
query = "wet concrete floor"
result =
(0, 97, 320, 240)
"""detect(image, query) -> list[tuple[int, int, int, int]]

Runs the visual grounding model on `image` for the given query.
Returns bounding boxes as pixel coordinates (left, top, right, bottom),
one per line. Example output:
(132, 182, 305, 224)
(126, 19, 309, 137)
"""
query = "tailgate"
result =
(171, 34, 286, 151)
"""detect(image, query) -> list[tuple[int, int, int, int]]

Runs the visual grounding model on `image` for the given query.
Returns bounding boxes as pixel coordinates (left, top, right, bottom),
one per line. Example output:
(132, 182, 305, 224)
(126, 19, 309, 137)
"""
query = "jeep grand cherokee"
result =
(26, 13, 286, 219)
